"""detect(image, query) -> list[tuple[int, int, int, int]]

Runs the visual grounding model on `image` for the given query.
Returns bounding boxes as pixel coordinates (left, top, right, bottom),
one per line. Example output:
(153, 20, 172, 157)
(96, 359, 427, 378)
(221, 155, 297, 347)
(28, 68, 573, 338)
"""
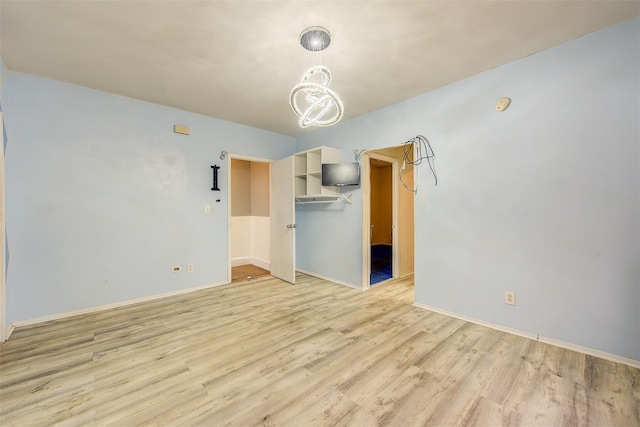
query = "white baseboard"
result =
(296, 268, 362, 290)
(412, 302, 640, 369)
(231, 257, 270, 270)
(11, 280, 228, 330)
(250, 258, 270, 271)
(3, 323, 15, 342)
(231, 257, 251, 267)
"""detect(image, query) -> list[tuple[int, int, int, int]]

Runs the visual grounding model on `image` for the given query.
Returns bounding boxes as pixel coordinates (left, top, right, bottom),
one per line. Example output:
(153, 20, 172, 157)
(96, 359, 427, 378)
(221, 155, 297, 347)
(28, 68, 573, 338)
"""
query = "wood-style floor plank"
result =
(1, 273, 638, 426)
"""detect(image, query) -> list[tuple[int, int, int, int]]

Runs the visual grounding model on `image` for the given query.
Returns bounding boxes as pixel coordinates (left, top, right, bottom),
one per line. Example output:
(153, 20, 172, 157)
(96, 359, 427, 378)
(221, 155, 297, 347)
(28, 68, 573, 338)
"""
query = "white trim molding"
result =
(0, 109, 6, 343)
(11, 280, 228, 331)
(5, 323, 14, 342)
(413, 302, 640, 369)
(231, 257, 270, 271)
(296, 268, 362, 291)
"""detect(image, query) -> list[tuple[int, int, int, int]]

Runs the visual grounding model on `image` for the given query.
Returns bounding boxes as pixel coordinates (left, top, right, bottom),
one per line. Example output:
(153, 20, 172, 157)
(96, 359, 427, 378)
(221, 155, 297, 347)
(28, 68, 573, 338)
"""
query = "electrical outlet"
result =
(172, 265, 182, 273)
(505, 291, 516, 306)
(187, 263, 194, 273)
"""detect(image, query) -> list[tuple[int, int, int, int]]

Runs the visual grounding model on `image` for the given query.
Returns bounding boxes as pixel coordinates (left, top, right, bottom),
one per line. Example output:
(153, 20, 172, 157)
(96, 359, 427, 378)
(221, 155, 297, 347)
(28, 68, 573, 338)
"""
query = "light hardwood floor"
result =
(1, 273, 638, 426)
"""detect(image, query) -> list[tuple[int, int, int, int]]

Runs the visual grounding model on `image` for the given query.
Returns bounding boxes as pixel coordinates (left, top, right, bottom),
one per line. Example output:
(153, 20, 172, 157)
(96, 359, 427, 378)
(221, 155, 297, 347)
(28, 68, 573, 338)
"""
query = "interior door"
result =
(270, 156, 296, 284)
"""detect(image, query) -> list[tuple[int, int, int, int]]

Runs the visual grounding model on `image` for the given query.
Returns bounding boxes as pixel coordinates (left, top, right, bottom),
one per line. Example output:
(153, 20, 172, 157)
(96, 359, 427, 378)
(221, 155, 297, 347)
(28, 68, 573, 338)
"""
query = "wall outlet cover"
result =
(505, 291, 516, 305)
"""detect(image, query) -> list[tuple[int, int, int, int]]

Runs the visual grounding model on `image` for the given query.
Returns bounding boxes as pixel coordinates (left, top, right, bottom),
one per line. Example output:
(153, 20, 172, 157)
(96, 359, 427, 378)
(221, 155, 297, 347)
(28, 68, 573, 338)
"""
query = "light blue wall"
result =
(3, 72, 295, 322)
(295, 185, 363, 287)
(4, 18, 639, 361)
(297, 18, 640, 361)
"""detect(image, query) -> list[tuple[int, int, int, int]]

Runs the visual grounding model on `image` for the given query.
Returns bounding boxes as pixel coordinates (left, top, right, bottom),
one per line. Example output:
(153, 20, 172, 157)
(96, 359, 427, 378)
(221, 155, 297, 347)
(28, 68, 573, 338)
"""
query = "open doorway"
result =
(228, 156, 271, 283)
(362, 146, 414, 289)
(370, 158, 393, 284)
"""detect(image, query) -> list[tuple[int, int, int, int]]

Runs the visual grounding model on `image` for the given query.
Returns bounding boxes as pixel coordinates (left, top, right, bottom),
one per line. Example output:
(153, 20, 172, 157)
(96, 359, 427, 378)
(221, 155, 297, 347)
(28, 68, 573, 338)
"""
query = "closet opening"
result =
(229, 156, 271, 283)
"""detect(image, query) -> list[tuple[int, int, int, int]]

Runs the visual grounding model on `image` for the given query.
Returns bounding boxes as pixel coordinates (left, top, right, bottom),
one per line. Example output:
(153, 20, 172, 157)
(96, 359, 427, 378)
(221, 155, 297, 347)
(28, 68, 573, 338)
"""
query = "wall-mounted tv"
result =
(322, 163, 360, 187)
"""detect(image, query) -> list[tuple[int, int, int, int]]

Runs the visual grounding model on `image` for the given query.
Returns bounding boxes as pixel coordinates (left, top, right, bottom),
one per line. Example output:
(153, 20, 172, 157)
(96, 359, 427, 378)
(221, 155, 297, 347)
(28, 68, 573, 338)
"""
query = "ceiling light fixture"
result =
(299, 26, 331, 51)
(290, 26, 344, 128)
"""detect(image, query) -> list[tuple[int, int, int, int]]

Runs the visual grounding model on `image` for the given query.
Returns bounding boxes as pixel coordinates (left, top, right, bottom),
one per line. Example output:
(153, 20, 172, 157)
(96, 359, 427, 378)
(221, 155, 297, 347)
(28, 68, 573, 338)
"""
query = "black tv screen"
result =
(322, 163, 360, 187)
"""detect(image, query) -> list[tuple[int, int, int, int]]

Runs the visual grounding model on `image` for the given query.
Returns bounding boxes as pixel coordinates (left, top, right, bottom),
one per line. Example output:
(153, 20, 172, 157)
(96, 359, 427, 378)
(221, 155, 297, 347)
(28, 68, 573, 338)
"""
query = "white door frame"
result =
(362, 151, 400, 290)
(0, 110, 5, 341)
(226, 153, 272, 284)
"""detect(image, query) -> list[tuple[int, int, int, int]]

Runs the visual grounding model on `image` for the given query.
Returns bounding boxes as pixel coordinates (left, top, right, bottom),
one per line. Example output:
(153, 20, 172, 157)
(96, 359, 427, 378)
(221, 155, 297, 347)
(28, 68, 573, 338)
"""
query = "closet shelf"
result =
(295, 194, 352, 205)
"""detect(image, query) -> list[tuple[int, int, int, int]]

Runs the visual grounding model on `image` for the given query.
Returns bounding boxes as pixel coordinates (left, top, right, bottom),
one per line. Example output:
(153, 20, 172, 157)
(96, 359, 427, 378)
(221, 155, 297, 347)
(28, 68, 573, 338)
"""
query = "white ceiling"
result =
(1, 1, 638, 137)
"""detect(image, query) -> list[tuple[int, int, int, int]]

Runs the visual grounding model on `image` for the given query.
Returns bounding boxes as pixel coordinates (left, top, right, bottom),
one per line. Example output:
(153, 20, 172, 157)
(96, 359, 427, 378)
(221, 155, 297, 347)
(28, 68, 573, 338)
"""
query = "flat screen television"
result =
(322, 163, 360, 187)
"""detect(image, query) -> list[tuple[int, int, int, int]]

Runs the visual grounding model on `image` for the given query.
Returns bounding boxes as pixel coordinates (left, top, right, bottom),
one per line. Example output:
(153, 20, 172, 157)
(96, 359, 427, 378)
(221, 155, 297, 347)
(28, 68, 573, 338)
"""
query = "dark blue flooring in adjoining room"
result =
(370, 244, 392, 285)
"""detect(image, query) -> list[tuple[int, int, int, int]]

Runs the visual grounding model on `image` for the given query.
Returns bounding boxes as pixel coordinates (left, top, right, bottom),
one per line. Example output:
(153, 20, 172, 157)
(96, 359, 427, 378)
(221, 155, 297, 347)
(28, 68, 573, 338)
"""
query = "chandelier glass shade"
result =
(290, 65, 344, 128)
(290, 27, 344, 128)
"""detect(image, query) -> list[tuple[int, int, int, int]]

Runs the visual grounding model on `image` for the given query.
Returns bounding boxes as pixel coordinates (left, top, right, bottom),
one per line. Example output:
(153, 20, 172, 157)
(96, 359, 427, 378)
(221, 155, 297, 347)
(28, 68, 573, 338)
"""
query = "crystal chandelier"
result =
(289, 27, 344, 128)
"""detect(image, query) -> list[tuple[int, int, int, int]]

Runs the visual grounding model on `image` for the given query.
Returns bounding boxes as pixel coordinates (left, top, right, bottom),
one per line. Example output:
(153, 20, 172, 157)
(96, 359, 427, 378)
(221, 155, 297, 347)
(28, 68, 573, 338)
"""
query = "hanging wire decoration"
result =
(401, 135, 437, 193)
(290, 27, 344, 128)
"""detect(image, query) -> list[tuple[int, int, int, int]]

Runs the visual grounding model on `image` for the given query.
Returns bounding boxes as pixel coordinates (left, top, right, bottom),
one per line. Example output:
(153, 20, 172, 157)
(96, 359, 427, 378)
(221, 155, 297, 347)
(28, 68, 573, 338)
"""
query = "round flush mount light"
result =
(300, 26, 331, 51)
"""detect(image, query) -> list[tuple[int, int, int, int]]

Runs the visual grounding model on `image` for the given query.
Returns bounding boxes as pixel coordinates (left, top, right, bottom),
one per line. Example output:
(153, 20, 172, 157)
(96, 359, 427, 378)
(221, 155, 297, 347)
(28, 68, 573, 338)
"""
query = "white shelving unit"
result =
(294, 147, 341, 199)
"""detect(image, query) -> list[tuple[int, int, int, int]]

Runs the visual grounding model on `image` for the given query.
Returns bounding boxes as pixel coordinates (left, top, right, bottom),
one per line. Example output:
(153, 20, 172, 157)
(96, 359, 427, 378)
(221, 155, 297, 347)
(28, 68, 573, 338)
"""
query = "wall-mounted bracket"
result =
(211, 165, 220, 191)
